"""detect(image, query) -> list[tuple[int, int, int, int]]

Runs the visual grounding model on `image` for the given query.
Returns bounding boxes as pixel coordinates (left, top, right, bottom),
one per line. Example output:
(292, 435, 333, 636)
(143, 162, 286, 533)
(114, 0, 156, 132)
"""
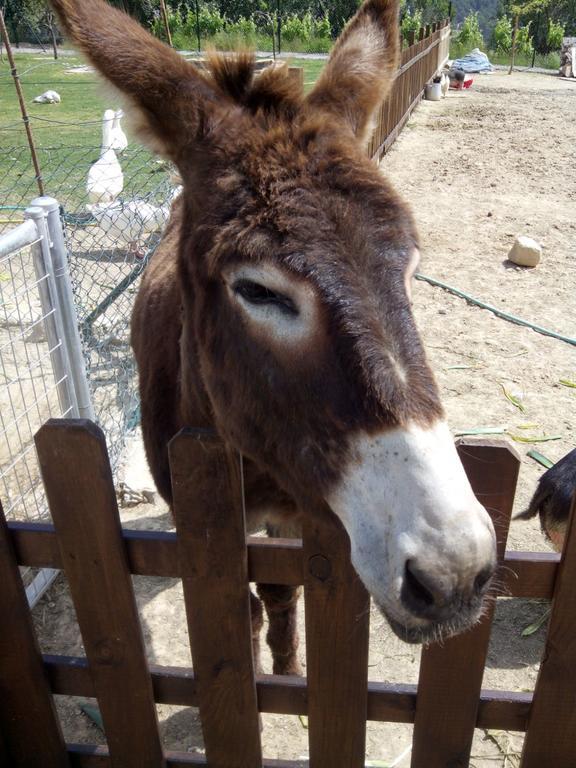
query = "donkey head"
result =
(52, 0, 496, 642)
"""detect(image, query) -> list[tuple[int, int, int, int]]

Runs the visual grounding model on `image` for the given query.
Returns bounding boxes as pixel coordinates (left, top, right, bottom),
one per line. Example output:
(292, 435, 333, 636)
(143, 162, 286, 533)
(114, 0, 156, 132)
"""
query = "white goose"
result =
(86, 109, 124, 204)
(110, 109, 128, 152)
(33, 90, 61, 103)
(88, 185, 182, 258)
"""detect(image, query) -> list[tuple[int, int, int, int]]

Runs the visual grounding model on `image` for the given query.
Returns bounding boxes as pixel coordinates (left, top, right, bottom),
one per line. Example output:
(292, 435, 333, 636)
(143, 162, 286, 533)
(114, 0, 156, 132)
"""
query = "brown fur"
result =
(51, 0, 444, 671)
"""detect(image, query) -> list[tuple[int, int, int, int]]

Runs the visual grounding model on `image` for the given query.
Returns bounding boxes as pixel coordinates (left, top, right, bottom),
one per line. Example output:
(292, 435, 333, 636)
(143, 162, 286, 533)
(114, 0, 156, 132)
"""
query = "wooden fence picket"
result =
(2, 414, 576, 765)
(304, 514, 370, 767)
(520, 496, 576, 768)
(411, 440, 521, 768)
(169, 429, 262, 768)
(0, 503, 69, 768)
(368, 23, 449, 161)
(35, 420, 165, 768)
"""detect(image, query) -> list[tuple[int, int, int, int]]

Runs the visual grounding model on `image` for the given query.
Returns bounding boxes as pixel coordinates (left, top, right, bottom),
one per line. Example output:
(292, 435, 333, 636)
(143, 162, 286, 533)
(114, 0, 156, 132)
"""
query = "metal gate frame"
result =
(0, 196, 94, 606)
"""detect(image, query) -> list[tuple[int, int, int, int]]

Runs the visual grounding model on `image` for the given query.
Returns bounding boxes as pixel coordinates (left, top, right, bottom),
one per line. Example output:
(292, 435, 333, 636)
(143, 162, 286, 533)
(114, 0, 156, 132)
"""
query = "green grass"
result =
(488, 49, 561, 70)
(290, 58, 326, 92)
(0, 50, 324, 215)
(1, 52, 105, 147)
(0, 51, 126, 213)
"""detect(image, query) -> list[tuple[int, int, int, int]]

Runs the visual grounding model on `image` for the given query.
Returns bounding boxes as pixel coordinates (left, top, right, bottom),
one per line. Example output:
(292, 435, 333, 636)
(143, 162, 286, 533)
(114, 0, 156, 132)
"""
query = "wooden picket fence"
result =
(368, 20, 452, 161)
(1, 419, 576, 767)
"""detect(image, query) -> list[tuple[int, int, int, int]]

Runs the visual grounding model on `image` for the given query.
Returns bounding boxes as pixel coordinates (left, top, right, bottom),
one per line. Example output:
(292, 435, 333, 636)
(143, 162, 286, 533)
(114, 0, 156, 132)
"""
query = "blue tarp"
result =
(452, 48, 493, 73)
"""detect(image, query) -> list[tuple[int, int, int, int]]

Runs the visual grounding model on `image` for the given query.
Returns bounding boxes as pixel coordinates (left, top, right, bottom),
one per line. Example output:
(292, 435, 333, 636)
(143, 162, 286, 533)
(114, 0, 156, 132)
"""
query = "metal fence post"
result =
(24, 205, 76, 420)
(30, 196, 95, 421)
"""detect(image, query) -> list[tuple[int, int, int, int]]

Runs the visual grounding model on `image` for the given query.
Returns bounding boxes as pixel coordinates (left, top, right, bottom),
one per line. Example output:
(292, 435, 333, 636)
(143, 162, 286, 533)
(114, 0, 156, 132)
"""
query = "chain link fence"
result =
(0, 201, 88, 603)
(1, 143, 176, 476)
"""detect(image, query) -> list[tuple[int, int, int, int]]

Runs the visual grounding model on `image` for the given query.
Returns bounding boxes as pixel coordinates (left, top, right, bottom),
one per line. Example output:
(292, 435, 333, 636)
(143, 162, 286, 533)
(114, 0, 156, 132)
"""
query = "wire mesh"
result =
(0, 230, 72, 522)
(1, 142, 176, 472)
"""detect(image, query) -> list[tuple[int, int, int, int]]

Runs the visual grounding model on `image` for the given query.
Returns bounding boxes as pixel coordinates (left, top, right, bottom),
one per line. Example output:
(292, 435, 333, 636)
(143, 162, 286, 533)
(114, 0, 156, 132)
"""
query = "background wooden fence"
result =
(368, 20, 451, 161)
(1, 419, 576, 767)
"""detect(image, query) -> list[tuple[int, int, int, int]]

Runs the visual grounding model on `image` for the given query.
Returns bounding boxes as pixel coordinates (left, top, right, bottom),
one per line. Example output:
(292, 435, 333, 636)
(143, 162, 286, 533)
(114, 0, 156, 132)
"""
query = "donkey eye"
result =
(233, 279, 298, 316)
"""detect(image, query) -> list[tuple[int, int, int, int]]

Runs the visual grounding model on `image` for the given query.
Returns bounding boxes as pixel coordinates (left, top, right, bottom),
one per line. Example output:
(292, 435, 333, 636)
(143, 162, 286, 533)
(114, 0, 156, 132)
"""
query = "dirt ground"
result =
(32, 70, 576, 766)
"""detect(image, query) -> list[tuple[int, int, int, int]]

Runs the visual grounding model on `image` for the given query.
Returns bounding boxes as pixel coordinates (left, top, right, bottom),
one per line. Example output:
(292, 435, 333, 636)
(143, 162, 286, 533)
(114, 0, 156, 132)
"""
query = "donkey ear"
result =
(50, 0, 220, 160)
(305, 0, 400, 146)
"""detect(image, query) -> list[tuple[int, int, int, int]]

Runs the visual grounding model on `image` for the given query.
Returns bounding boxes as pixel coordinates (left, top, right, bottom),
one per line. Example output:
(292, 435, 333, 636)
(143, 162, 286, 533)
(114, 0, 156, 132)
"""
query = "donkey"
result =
(52, 0, 496, 667)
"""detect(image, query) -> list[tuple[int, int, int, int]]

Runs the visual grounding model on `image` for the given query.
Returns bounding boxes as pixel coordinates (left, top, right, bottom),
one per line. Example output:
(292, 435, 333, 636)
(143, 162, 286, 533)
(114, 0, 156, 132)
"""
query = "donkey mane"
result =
(207, 53, 303, 118)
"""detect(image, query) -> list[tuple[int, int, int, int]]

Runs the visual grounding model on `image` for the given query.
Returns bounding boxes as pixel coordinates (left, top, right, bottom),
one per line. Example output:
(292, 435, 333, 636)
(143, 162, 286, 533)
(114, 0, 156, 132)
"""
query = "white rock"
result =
(508, 236, 542, 267)
(118, 430, 156, 506)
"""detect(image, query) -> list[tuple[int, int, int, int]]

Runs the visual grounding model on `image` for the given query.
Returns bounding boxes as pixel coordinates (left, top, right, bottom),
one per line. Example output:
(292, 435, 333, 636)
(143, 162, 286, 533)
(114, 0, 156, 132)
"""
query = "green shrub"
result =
(401, 9, 423, 43)
(183, 6, 225, 38)
(227, 15, 258, 40)
(455, 11, 484, 51)
(282, 12, 313, 43)
(312, 13, 332, 41)
(151, 8, 182, 40)
(547, 19, 565, 51)
(516, 23, 533, 57)
(492, 15, 512, 53)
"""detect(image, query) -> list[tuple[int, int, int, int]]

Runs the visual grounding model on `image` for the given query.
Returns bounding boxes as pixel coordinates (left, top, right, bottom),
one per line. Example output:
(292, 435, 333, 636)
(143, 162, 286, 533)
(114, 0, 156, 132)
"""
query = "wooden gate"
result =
(1, 419, 576, 767)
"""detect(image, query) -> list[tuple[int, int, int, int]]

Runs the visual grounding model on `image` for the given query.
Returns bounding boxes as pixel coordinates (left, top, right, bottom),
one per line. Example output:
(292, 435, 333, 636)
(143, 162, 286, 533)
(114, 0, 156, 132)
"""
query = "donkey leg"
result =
(250, 590, 264, 675)
(257, 583, 303, 676)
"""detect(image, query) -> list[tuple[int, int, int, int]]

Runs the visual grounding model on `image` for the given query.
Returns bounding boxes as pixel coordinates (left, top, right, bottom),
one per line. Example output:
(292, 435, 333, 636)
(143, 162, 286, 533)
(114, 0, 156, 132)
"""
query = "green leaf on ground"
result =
(454, 427, 506, 437)
(500, 384, 525, 412)
(559, 379, 576, 388)
(522, 608, 551, 637)
(527, 450, 554, 469)
(509, 434, 562, 444)
(80, 703, 104, 731)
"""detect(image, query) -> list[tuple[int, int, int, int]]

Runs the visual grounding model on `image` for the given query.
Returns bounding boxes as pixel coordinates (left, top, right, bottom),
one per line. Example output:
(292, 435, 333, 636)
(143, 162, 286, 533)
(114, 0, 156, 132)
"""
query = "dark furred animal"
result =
(51, 0, 497, 664)
(519, 448, 576, 552)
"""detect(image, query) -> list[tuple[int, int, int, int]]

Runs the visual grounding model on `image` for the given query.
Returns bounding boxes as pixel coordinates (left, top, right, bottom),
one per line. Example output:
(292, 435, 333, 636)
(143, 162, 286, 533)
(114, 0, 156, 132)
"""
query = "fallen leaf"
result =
(454, 427, 506, 437)
(527, 450, 554, 469)
(509, 434, 562, 444)
(500, 384, 525, 412)
(522, 608, 551, 637)
(80, 703, 104, 731)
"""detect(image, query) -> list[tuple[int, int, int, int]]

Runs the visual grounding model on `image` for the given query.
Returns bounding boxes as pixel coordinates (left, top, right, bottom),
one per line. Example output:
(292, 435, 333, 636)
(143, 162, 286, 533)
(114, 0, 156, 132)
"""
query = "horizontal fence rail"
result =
(6, 522, 560, 596)
(1, 420, 576, 767)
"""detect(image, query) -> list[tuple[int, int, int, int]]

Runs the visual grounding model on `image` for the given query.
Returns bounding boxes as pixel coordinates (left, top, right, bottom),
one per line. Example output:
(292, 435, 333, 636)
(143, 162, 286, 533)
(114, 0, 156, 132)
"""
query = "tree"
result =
(551, 0, 576, 35)
(109, 0, 156, 25)
(410, 0, 450, 23)
(3, 0, 61, 57)
(506, 0, 550, 72)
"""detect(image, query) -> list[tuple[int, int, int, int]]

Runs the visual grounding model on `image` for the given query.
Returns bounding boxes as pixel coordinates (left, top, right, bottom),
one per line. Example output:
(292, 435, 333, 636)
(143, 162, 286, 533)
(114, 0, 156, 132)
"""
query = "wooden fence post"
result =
(288, 66, 304, 92)
(35, 420, 165, 768)
(169, 429, 262, 768)
(520, 496, 576, 768)
(304, 513, 370, 767)
(411, 440, 521, 768)
(0, 503, 69, 768)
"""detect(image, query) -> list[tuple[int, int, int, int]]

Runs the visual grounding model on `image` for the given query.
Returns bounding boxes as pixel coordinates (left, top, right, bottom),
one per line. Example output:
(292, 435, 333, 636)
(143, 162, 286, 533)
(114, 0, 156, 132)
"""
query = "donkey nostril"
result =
(474, 566, 493, 595)
(404, 560, 435, 609)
